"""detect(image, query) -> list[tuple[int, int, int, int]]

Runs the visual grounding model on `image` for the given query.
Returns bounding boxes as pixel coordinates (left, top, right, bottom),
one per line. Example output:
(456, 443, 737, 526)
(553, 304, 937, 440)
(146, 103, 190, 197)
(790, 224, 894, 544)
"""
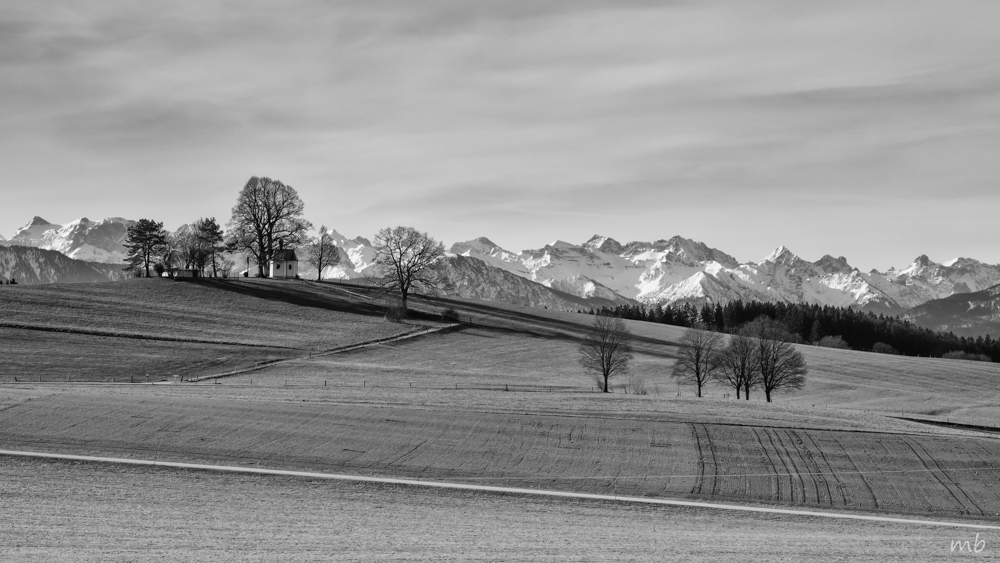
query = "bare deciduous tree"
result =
(745, 317, 808, 402)
(713, 329, 759, 400)
(371, 226, 446, 311)
(306, 226, 341, 281)
(226, 176, 312, 277)
(579, 315, 634, 393)
(672, 322, 723, 397)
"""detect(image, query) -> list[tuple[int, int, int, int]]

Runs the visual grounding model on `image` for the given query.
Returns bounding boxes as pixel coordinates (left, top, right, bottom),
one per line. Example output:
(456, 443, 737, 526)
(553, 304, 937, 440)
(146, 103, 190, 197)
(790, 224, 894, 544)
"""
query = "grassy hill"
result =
(1, 278, 999, 526)
(0, 278, 419, 381)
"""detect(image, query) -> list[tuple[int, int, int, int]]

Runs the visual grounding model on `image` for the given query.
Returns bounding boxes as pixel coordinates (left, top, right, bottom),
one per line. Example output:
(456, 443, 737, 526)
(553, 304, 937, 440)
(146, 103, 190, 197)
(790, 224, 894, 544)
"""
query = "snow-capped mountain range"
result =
(444, 235, 1000, 313)
(1, 216, 133, 264)
(5, 215, 1000, 318)
(315, 230, 1000, 314)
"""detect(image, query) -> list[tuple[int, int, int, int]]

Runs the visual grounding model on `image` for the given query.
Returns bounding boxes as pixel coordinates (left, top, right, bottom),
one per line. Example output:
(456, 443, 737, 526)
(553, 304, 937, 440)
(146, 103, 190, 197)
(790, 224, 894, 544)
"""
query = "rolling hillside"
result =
(2, 277, 999, 524)
(906, 284, 1000, 338)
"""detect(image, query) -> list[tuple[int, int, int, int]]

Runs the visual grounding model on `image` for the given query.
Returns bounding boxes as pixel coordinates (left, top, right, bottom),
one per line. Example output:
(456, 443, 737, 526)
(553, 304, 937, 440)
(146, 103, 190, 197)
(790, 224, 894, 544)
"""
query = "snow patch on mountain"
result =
(315, 229, 378, 279)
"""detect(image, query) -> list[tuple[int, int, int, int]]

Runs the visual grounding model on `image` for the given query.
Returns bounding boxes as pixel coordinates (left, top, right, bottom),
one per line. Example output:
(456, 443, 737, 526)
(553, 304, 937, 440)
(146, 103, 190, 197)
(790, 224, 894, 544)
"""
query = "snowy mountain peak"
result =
(814, 254, 854, 275)
(26, 216, 54, 228)
(763, 245, 800, 265)
(9, 217, 62, 247)
(548, 240, 575, 250)
(582, 234, 624, 254)
(913, 254, 936, 268)
(40, 216, 134, 263)
(943, 257, 982, 271)
(450, 237, 505, 256)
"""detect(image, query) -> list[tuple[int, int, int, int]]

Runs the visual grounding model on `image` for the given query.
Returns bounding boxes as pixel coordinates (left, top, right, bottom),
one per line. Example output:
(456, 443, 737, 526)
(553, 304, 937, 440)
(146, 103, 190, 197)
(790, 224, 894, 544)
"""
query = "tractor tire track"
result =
(833, 436, 879, 510)
(690, 423, 705, 496)
(752, 428, 782, 503)
(800, 431, 848, 506)
(902, 436, 984, 517)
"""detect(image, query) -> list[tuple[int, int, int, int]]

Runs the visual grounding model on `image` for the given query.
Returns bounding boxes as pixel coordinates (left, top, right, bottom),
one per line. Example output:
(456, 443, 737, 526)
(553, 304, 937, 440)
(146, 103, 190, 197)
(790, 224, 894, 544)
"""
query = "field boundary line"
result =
(2, 449, 998, 531)
(186, 323, 461, 382)
(0, 321, 296, 349)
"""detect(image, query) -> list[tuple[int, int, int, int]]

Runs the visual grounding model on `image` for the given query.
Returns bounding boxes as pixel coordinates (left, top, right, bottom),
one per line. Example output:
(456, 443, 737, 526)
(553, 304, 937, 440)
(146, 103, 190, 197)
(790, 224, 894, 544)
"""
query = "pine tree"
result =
(123, 219, 168, 278)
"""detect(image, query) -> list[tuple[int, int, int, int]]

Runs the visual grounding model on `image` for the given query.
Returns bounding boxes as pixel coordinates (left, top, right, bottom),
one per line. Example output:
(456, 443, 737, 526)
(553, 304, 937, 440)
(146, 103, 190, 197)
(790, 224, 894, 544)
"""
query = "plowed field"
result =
(2, 393, 998, 520)
(5, 456, 990, 563)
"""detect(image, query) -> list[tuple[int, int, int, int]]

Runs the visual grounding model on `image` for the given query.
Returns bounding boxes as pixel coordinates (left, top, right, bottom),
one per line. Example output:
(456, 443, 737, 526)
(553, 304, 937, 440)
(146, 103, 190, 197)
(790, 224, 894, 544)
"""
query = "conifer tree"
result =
(123, 219, 168, 278)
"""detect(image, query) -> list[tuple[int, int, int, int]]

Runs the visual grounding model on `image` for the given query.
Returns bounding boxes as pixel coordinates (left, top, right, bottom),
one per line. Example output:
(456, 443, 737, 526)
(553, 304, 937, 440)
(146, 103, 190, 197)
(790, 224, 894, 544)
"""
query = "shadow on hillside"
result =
(194, 279, 390, 318)
(418, 294, 680, 358)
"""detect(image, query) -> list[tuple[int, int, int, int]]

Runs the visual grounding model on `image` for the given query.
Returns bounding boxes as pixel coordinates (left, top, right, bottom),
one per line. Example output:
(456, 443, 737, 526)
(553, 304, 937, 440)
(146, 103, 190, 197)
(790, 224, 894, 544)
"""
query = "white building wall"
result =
(269, 260, 298, 279)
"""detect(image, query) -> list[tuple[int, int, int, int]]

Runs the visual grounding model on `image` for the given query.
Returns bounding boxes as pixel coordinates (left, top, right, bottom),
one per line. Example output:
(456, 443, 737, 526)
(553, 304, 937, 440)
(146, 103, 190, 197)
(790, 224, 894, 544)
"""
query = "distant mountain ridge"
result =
(2, 216, 134, 264)
(448, 235, 1000, 313)
(905, 285, 1000, 337)
(6, 215, 1000, 324)
(0, 245, 126, 284)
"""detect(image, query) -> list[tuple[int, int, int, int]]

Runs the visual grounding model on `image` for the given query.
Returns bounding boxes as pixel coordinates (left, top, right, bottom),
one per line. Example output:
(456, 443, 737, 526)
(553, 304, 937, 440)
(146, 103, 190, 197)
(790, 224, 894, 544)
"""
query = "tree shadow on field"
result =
(194, 279, 389, 318)
(419, 294, 682, 356)
(435, 320, 679, 362)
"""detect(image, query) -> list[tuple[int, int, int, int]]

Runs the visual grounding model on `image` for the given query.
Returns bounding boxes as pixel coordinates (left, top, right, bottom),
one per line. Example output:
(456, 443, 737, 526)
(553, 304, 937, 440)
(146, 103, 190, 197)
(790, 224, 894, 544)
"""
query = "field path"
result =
(2, 448, 998, 531)
(187, 323, 460, 382)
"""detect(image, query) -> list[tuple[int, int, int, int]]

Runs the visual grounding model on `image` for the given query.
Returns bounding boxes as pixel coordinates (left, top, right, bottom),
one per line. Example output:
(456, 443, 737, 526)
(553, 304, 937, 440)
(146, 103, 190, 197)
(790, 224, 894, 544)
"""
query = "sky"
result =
(2, 0, 999, 272)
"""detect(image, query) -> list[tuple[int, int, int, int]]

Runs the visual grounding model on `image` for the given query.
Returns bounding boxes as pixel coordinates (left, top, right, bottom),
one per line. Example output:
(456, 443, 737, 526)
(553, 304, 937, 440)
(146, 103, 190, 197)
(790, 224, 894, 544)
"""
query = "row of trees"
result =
(672, 319, 807, 402)
(123, 177, 343, 280)
(578, 315, 808, 402)
(122, 176, 451, 317)
(123, 217, 230, 277)
(595, 300, 1000, 362)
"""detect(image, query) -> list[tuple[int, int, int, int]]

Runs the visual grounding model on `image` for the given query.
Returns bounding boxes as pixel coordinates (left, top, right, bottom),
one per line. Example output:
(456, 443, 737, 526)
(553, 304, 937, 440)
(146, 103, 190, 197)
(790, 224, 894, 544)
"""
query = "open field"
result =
(0, 278, 426, 382)
(0, 278, 416, 349)
(4, 279, 1000, 559)
(0, 327, 296, 382)
(1, 391, 998, 519)
(417, 294, 1000, 425)
(2, 455, 997, 563)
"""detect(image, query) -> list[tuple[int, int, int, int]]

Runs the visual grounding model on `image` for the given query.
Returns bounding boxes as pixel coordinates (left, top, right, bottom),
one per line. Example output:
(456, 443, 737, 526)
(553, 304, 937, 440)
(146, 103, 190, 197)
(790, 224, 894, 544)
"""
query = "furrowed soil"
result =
(3, 456, 997, 563)
(1, 391, 998, 520)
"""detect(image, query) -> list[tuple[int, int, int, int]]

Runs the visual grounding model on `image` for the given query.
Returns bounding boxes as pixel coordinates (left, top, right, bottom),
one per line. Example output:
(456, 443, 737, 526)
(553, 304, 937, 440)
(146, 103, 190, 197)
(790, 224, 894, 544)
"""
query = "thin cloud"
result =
(2, 1, 999, 271)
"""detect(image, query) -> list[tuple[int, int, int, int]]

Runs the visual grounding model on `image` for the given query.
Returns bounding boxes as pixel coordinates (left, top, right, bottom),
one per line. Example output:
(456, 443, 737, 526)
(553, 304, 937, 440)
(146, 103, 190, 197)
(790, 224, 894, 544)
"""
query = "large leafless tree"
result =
(306, 225, 341, 281)
(672, 322, 723, 397)
(579, 315, 634, 393)
(712, 329, 759, 400)
(371, 226, 446, 311)
(745, 317, 808, 402)
(226, 177, 312, 277)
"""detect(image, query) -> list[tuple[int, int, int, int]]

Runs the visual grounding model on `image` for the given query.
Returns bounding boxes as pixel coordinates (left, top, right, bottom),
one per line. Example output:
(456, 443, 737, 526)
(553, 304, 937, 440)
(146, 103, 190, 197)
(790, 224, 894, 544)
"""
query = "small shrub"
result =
(942, 351, 993, 362)
(816, 335, 850, 349)
(384, 301, 407, 323)
(625, 375, 648, 395)
(871, 342, 899, 355)
(441, 308, 462, 322)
